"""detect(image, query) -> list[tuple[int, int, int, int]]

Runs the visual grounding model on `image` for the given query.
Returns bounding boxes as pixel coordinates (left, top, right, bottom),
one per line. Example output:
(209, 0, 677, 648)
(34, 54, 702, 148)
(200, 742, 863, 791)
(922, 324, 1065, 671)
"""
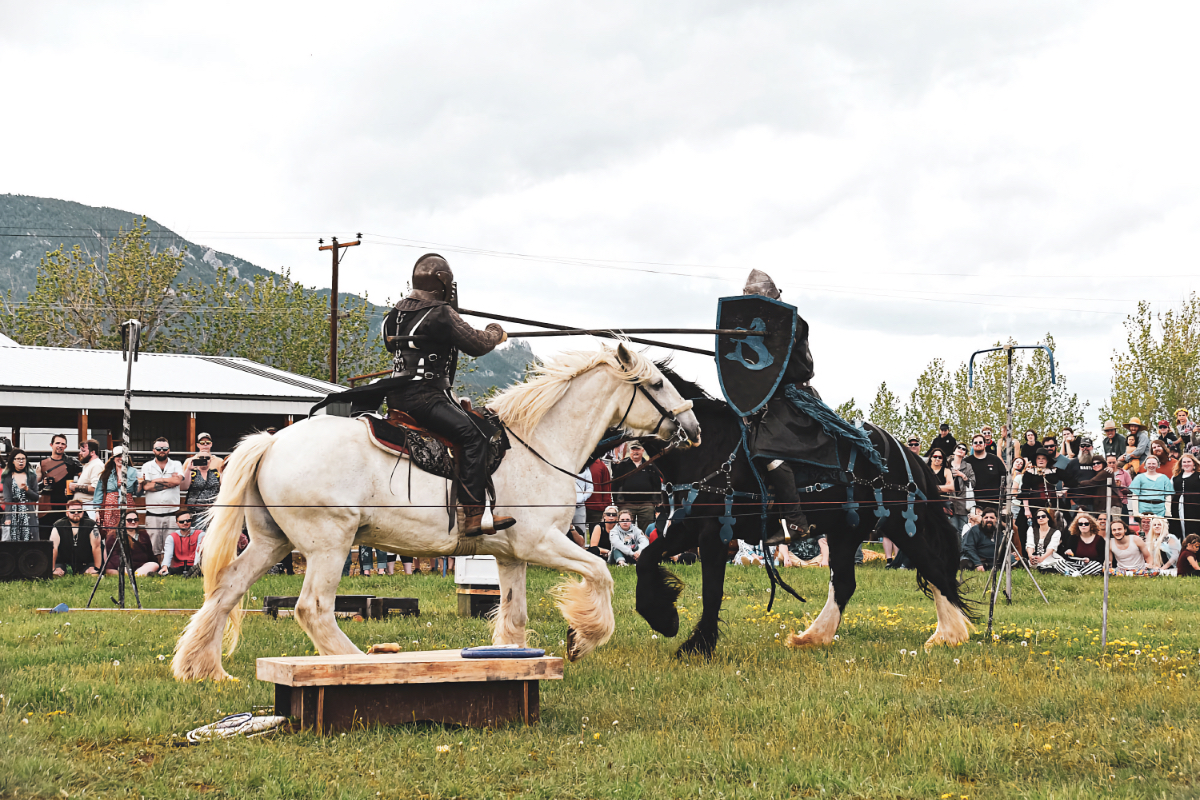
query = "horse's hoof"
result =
(566, 627, 580, 662)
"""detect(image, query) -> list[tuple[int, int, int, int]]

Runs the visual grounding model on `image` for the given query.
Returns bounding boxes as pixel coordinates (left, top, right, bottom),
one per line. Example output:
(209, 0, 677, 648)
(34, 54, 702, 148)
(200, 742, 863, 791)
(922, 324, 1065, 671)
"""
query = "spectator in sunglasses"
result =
(103, 512, 159, 576)
(160, 508, 205, 575)
(138, 437, 184, 562)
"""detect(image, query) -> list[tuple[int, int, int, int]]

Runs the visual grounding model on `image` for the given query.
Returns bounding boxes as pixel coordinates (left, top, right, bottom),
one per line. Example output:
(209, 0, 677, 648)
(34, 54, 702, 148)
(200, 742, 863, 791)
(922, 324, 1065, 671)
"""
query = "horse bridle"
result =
(614, 380, 694, 440)
(507, 373, 695, 484)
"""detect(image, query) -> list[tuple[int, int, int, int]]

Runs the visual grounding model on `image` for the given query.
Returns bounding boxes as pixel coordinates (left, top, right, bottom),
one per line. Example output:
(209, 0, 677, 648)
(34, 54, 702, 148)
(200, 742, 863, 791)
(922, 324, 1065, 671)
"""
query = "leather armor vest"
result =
(389, 306, 458, 389)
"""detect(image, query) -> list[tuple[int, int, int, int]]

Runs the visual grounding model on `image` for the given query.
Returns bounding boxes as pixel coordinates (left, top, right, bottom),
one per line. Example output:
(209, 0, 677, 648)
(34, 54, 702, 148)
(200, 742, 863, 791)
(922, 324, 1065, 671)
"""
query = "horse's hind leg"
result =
(173, 527, 292, 681)
(493, 558, 528, 647)
(294, 547, 362, 656)
(787, 527, 861, 648)
(890, 516, 973, 648)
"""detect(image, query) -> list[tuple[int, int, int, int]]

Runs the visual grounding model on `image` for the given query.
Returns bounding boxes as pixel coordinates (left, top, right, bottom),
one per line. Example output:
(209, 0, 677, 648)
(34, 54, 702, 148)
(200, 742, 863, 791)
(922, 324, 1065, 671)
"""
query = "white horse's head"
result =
(488, 341, 701, 447)
(611, 342, 702, 447)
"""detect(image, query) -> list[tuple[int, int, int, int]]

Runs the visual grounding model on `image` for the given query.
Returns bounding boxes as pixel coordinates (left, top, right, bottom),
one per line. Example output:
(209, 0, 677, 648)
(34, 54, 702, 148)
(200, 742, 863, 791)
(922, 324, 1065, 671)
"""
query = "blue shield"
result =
(715, 295, 797, 417)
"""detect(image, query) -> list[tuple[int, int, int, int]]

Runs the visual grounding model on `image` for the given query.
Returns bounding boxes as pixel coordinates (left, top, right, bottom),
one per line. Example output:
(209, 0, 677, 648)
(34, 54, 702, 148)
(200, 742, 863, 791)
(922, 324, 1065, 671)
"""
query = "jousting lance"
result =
(385, 308, 763, 357)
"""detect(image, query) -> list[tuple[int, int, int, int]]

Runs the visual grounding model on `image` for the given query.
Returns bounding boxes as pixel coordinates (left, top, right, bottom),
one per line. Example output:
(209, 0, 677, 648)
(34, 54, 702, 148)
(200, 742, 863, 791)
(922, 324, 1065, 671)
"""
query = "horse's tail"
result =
(202, 431, 276, 655)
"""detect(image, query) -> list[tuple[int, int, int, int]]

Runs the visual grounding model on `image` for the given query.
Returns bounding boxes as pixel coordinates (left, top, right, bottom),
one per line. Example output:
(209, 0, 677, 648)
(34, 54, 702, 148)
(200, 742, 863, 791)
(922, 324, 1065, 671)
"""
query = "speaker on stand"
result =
(0, 541, 54, 580)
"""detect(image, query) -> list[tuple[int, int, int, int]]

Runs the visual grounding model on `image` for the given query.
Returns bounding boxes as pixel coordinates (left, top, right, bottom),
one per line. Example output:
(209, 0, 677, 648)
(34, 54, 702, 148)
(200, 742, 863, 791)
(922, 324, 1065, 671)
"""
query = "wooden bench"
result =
(257, 650, 563, 732)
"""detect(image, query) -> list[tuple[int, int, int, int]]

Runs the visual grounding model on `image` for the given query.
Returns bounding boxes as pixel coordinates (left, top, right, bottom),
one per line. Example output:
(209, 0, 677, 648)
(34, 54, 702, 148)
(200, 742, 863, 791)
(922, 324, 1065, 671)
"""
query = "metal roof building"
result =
(0, 343, 342, 453)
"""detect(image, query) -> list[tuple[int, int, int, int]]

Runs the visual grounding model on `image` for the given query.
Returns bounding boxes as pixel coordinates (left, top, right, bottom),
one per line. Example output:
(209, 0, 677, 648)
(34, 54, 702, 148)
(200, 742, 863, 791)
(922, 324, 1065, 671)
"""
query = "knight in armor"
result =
(740, 269, 820, 545)
(382, 254, 517, 537)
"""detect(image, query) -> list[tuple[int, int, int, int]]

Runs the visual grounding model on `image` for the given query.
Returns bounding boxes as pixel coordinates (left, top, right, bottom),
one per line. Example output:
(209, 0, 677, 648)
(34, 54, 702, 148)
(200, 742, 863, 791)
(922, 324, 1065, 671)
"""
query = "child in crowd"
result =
(1178, 534, 1200, 577)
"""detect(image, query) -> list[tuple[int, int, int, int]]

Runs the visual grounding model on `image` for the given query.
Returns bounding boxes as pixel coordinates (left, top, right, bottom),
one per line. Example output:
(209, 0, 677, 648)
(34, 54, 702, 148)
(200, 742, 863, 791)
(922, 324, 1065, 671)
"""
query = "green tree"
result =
(8, 217, 185, 350)
(902, 358, 951, 448)
(833, 397, 862, 422)
(1102, 296, 1200, 428)
(867, 335, 1085, 448)
(174, 267, 388, 384)
(868, 381, 904, 438)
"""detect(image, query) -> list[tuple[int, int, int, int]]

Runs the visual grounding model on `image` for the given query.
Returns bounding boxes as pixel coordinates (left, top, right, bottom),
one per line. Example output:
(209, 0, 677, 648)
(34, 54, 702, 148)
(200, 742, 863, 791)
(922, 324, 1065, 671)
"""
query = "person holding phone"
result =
(37, 434, 80, 541)
(180, 433, 222, 515)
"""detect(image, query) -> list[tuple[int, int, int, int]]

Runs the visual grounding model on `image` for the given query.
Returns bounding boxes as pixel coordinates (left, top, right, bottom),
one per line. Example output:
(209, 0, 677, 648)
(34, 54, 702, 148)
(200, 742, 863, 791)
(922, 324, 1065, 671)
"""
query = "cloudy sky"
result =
(4, 0, 1198, 430)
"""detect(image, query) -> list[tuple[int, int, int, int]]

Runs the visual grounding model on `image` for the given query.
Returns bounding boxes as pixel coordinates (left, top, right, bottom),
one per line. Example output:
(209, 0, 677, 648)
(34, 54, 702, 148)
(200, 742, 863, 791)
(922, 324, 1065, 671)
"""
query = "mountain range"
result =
(0, 194, 532, 396)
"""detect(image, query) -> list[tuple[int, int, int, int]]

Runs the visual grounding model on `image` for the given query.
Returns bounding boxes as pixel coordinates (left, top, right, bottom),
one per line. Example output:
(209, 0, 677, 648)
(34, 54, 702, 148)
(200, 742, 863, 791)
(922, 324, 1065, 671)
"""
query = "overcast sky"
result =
(4, 0, 1198, 432)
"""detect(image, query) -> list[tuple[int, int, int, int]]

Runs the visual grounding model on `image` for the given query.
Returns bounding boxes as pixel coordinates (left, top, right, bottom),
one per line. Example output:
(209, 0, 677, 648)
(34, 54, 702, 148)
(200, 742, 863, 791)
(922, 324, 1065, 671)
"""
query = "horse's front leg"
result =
(523, 527, 613, 661)
(635, 523, 693, 637)
(492, 557, 528, 647)
(677, 524, 726, 659)
(787, 525, 861, 648)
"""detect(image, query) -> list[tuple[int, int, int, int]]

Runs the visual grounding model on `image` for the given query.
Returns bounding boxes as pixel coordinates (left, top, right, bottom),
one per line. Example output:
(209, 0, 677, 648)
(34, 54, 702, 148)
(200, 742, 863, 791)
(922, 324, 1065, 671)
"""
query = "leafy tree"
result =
(174, 267, 388, 384)
(1102, 296, 1200, 428)
(833, 397, 862, 422)
(868, 381, 904, 438)
(866, 335, 1085, 448)
(902, 358, 951, 448)
(943, 336, 1084, 441)
(7, 217, 184, 349)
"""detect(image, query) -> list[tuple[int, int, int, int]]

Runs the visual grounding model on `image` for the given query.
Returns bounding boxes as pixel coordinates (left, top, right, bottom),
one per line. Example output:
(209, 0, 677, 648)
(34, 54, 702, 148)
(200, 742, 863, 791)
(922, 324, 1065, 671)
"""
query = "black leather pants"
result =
(387, 384, 491, 504)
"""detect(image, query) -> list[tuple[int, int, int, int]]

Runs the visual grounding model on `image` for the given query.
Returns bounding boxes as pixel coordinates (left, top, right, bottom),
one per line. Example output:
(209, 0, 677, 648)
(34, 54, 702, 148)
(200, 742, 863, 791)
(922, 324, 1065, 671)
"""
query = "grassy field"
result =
(1, 561, 1197, 799)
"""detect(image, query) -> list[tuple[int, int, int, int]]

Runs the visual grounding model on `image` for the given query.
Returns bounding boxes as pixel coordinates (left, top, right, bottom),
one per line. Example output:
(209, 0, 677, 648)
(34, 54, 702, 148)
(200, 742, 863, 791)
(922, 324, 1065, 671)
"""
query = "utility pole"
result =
(318, 234, 362, 384)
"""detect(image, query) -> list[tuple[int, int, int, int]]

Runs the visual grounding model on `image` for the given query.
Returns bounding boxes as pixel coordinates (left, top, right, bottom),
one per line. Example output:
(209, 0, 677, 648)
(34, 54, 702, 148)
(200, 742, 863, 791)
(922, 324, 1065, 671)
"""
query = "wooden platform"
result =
(258, 650, 563, 732)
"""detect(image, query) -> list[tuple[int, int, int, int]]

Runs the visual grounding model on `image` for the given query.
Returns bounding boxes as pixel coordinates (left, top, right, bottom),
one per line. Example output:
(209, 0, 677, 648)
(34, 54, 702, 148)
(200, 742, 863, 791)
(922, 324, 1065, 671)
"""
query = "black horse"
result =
(634, 367, 974, 658)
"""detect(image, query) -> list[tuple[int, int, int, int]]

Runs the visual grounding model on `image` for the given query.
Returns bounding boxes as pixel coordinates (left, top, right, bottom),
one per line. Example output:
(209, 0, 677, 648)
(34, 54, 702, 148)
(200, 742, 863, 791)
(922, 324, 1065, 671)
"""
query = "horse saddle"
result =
(358, 407, 509, 482)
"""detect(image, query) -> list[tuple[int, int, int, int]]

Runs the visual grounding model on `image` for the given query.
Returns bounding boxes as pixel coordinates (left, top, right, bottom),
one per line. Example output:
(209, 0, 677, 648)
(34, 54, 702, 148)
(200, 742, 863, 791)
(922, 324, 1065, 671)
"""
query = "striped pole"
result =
(115, 320, 143, 609)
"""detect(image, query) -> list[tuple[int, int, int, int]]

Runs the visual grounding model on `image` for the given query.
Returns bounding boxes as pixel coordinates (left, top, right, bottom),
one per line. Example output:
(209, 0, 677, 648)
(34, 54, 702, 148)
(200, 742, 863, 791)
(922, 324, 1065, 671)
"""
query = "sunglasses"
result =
(972, 440, 984, 445)
(1079, 522, 1091, 527)
(177, 518, 193, 525)
(604, 513, 616, 517)
(1036, 514, 1048, 519)
(153, 447, 169, 452)
(125, 517, 139, 523)
(67, 509, 84, 514)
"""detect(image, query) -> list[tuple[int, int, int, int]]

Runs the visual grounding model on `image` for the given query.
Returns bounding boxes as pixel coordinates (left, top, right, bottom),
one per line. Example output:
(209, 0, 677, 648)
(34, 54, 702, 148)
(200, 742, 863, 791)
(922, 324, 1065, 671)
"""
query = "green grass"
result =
(1, 564, 1197, 799)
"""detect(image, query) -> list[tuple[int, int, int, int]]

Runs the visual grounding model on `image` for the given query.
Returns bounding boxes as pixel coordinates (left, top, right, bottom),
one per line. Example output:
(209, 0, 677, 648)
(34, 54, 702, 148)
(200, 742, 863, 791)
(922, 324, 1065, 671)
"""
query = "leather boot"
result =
(461, 506, 518, 537)
(762, 461, 815, 547)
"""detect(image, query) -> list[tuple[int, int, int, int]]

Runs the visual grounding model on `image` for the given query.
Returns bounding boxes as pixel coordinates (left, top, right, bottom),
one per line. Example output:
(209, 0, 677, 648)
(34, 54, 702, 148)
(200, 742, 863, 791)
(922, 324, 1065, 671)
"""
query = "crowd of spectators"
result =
(1, 433, 224, 579)
(933, 413, 1200, 577)
(8, 409, 1200, 580)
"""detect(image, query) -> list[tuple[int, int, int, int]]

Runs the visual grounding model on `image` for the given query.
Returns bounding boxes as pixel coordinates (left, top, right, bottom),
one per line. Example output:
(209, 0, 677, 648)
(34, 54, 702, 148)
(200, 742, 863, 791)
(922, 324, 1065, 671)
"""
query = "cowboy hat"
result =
(1125, 417, 1144, 430)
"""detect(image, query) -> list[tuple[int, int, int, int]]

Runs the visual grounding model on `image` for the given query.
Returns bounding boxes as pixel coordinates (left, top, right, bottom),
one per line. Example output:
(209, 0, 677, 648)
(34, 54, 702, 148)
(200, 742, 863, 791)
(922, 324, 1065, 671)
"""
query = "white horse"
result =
(173, 343, 701, 680)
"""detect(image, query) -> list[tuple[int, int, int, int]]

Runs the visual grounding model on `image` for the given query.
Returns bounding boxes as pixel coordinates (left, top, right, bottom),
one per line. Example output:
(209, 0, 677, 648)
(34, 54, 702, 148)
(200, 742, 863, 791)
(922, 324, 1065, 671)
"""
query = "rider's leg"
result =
(407, 390, 516, 536)
(762, 461, 813, 547)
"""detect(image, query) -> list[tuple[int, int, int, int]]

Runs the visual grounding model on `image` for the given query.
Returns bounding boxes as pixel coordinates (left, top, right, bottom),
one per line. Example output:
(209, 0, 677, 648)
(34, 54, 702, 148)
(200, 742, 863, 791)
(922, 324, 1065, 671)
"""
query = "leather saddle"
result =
(358, 406, 509, 483)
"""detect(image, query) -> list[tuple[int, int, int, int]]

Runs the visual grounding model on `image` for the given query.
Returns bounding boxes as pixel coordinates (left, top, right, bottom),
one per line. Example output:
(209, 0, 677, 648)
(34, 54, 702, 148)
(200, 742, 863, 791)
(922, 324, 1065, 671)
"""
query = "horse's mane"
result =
(488, 344, 657, 436)
(656, 361, 728, 417)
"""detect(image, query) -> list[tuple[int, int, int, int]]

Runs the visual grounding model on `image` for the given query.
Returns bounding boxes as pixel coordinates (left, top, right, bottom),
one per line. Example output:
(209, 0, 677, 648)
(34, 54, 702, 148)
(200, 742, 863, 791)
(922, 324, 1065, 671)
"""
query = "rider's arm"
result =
(443, 307, 507, 357)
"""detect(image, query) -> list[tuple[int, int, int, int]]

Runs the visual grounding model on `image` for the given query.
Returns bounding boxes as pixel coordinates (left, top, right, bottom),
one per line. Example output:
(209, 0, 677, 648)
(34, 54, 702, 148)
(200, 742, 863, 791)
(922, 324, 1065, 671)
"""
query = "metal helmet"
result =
(409, 253, 454, 302)
(743, 269, 781, 299)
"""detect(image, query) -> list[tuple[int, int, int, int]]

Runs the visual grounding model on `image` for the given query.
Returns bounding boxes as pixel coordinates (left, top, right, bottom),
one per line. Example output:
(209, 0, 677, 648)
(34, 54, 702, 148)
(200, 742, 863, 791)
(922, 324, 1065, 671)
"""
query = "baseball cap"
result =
(196, 432, 213, 442)
(628, 441, 644, 449)
(1080, 437, 1093, 447)
(1158, 420, 1170, 428)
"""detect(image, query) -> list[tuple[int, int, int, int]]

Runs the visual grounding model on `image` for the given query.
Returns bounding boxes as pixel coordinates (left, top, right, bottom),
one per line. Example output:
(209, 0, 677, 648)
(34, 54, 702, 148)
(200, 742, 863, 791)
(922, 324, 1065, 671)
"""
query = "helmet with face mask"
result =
(409, 253, 455, 303)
